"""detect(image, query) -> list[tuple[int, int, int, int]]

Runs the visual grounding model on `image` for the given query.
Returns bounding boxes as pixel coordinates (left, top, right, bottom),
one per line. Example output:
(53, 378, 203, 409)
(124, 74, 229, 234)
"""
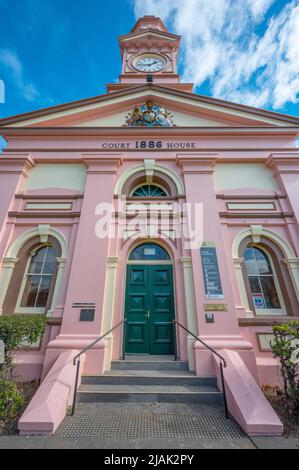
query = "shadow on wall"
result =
(0, 135, 7, 153)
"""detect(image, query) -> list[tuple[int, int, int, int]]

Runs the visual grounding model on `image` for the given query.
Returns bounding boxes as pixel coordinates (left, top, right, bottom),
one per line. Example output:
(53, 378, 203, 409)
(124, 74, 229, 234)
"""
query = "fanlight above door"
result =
(131, 184, 167, 197)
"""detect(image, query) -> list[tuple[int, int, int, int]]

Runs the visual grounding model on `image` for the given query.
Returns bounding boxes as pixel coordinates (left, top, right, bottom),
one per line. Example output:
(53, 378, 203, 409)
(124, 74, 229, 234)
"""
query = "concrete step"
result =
(82, 371, 217, 387)
(111, 360, 189, 371)
(77, 384, 223, 404)
(124, 355, 176, 361)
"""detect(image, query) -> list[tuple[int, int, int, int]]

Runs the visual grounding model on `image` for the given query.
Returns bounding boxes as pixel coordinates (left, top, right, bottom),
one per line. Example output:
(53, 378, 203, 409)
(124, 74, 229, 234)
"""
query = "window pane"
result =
(21, 275, 41, 307)
(43, 247, 57, 274)
(28, 246, 48, 274)
(254, 248, 272, 275)
(260, 276, 281, 309)
(249, 276, 262, 293)
(244, 247, 255, 261)
(36, 276, 52, 307)
(129, 243, 170, 260)
(244, 248, 259, 275)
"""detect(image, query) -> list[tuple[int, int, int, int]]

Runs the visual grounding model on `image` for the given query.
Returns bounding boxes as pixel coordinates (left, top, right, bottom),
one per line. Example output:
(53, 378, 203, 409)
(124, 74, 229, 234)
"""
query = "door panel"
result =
(149, 266, 174, 355)
(125, 266, 149, 354)
(124, 265, 174, 355)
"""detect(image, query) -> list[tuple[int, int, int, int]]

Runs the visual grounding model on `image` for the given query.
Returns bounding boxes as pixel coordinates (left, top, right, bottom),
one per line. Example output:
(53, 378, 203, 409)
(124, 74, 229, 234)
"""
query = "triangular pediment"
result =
(1, 84, 299, 129)
(119, 30, 180, 44)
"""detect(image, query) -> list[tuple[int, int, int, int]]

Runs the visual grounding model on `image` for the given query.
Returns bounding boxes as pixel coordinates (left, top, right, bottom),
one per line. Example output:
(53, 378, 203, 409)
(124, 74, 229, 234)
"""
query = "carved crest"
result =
(124, 101, 175, 127)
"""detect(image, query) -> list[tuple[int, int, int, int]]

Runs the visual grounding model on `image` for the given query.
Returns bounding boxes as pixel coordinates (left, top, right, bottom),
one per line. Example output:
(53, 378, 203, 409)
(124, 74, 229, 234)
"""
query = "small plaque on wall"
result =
(200, 246, 224, 299)
(80, 309, 95, 322)
(257, 333, 275, 352)
(204, 304, 228, 312)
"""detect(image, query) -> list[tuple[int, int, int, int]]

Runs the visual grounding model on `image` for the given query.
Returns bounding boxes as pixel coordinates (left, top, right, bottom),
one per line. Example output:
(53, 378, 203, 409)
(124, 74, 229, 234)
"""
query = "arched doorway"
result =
(124, 242, 175, 355)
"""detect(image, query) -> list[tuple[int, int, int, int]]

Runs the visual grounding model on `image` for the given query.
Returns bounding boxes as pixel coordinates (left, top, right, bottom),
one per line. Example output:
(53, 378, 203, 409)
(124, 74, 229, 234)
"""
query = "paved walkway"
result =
(57, 403, 243, 440)
(0, 435, 298, 449)
(0, 435, 255, 449)
(1, 402, 298, 449)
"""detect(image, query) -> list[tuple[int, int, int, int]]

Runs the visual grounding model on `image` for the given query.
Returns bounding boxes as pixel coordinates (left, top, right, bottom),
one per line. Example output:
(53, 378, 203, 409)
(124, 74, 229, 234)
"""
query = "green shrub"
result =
(0, 378, 24, 422)
(0, 315, 47, 375)
(271, 321, 299, 410)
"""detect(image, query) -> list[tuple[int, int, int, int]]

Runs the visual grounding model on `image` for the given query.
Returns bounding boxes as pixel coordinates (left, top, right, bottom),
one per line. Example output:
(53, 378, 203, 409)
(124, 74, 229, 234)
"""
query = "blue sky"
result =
(0, 0, 299, 120)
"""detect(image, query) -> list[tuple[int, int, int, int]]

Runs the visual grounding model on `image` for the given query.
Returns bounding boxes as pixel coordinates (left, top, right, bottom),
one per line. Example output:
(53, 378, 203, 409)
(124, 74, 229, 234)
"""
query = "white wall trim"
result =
(180, 257, 197, 371)
(232, 225, 299, 313)
(0, 225, 68, 316)
(114, 161, 185, 195)
(102, 257, 119, 370)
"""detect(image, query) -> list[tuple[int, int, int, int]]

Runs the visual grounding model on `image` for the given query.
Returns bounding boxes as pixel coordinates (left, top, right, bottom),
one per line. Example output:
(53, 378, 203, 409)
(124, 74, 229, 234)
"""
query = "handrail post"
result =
(71, 359, 80, 417)
(70, 319, 126, 417)
(174, 320, 230, 419)
(220, 361, 230, 419)
(123, 319, 127, 360)
(173, 320, 178, 361)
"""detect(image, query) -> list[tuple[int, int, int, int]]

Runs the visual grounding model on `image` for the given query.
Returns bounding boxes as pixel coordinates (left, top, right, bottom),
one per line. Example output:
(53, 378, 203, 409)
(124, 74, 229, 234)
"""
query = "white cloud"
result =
(246, 0, 275, 20)
(133, 0, 299, 110)
(0, 49, 39, 102)
(0, 80, 4, 103)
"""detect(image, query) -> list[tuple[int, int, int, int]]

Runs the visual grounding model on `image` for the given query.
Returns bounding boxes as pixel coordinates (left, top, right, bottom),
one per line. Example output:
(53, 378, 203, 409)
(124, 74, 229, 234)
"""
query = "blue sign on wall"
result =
(200, 247, 224, 299)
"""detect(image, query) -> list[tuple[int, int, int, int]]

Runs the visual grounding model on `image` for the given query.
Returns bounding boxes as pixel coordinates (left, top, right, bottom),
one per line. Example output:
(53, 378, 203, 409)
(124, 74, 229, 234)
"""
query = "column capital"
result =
(180, 257, 193, 267)
(233, 257, 244, 268)
(56, 257, 67, 268)
(107, 257, 119, 268)
(0, 154, 35, 176)
(266, 153, 299, 174)
(176, 153, 218, 174)
(81, 154, 123, 174)
(283, 257, 299, 269)
(2, 257, 19, 269)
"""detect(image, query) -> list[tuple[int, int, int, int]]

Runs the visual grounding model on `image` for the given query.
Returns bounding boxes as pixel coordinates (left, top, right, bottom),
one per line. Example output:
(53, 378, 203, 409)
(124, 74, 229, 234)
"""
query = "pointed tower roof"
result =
(131, 15, 168, 33)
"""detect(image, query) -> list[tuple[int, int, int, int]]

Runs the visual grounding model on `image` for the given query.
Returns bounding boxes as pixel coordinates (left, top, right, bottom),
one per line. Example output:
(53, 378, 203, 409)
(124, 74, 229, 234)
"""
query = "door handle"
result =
(145, 310, 150, 318)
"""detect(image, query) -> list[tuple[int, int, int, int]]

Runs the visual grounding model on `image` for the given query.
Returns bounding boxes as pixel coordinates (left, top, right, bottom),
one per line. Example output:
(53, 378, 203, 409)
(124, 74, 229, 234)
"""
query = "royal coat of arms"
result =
(124, 101, 175, 127)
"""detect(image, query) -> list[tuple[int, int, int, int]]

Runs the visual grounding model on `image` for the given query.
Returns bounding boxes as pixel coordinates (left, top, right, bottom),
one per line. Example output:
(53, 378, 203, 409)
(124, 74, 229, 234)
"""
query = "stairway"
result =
(77, 357, 223, 405)
(57, 357, 246, 441)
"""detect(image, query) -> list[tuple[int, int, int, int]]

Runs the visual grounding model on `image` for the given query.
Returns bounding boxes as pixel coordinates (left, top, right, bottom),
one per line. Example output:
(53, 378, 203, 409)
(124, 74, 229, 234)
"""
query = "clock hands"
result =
(135, 56, 164, 72)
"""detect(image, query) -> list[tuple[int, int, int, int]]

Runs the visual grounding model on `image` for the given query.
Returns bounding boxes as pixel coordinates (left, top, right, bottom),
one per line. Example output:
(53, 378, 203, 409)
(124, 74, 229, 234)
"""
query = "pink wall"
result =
(0, 131, 298, 388)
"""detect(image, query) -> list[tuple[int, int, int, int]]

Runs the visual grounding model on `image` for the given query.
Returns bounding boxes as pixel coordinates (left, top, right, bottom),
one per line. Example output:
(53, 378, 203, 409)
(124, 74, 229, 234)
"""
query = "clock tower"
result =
(106, 16, 193, 93)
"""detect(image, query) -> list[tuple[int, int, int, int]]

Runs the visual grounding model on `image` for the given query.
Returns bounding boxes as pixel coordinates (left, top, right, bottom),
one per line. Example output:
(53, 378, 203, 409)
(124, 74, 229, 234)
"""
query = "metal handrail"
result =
(71, 319, 126, 416)
(173, 320, 229, 419)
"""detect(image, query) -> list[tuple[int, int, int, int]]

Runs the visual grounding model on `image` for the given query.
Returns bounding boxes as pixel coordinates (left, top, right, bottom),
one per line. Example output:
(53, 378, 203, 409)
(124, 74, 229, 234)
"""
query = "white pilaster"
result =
(180, 257, 198, 371)
(102, 257, 119, 370)
(233, 257, 254, 317)
(47, 257, 67, 317)
(0, 257, 19, 315)
(283, 258, 299, 302)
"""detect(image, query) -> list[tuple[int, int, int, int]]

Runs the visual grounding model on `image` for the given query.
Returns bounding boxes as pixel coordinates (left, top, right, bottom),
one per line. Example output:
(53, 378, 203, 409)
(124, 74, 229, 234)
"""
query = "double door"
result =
(124, 265, 175, 355)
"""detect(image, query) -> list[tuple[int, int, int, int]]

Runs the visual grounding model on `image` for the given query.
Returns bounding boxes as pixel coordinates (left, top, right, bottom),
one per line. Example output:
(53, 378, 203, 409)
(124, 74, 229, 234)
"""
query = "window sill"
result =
(255, 309, 287, 316)
(238, 316, 299, 326)
(14, 309, 47, 315)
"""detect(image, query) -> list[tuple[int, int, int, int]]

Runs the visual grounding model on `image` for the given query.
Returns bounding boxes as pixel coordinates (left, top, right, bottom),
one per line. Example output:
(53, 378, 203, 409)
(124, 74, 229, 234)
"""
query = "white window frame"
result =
(246, 245, 287, 317)
(15, 244, 55, 315)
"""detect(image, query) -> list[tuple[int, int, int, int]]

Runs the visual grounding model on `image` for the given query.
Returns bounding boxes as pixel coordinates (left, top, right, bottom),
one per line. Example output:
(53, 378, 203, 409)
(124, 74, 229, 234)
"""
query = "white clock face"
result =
(134, 55, 166, 73)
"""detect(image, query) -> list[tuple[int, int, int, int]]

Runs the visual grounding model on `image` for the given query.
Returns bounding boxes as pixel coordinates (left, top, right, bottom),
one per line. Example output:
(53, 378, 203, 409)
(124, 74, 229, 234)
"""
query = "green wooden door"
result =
(124, 265, 175, 355)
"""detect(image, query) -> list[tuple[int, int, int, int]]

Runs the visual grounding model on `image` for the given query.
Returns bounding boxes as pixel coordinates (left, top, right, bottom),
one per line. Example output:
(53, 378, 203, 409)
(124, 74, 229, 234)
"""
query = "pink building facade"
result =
(0, 16, 299, 435)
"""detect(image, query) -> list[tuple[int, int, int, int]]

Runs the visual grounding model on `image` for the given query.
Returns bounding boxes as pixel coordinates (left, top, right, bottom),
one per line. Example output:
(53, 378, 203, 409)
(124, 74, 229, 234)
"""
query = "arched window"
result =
(129, 243, 170, 261)
(244, 245, 285, 315)
(131, 184, 168, 197)
(16, 245, 57, 313)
